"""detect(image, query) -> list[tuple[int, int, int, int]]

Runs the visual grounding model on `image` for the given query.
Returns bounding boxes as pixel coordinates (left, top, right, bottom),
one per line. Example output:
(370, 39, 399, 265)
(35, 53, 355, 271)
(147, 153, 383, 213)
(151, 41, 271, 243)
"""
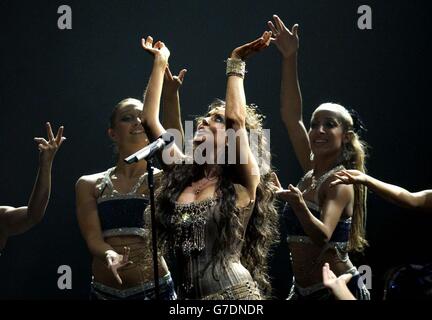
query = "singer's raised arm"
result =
(224, 32, 272, 199)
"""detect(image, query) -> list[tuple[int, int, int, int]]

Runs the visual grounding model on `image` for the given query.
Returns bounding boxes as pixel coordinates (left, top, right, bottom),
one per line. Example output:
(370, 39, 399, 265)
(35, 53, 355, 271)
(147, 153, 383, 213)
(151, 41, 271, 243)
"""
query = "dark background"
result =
(1, 0, 431, 299)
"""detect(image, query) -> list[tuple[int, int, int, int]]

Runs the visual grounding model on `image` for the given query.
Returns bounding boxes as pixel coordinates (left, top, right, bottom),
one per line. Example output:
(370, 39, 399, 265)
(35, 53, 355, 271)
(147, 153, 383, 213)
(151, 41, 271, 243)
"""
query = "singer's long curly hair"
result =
(156, 99, 279, 297)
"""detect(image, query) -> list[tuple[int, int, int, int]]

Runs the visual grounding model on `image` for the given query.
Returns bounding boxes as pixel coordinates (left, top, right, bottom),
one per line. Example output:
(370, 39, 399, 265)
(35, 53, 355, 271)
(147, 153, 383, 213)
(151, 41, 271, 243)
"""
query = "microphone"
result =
(124, 132, 174, 164)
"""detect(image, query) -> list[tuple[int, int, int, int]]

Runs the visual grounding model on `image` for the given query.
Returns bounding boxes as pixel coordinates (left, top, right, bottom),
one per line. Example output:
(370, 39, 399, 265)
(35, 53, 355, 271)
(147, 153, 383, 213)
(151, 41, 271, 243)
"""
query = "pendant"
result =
(310, 176, 317, 190)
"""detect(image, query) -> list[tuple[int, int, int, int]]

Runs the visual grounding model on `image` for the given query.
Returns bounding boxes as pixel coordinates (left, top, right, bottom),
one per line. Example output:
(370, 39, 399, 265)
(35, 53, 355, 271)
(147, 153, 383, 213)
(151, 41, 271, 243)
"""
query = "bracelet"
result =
(226, 58, 246, 78)
(104, 249, 116, 258)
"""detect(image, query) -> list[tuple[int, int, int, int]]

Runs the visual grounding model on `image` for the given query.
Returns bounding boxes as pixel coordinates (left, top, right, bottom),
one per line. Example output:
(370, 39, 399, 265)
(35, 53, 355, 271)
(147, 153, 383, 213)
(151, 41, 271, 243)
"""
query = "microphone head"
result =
(161, 132, 175, 145)
(124, 155, 138, 164)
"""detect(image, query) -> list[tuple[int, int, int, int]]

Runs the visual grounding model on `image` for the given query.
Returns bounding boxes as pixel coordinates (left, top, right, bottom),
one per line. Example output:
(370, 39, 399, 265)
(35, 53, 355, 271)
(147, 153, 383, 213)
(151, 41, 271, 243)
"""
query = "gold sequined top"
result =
(170, 184, 257, 299)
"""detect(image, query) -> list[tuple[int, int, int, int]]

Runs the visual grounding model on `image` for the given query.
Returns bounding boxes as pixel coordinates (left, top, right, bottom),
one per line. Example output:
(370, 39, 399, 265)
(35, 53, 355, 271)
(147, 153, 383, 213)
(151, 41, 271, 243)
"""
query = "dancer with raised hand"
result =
(0, 122, 65, 252)
(75, 68, 185, 299)
(269, 14, 370, 300)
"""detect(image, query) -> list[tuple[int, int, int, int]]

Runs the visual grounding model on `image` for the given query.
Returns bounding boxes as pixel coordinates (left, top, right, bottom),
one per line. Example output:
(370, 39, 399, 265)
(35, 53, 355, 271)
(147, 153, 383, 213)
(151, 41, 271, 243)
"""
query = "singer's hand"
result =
(230, 31, 272, 60)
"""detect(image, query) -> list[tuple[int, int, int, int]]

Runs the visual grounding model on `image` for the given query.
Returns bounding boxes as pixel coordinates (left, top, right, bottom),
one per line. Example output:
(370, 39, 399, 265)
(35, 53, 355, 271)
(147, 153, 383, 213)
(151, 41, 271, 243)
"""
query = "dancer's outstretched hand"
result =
(268, 14, 299, 59)
(330, 169, 367, 187)
(141, 36, 170, 67)
(34, 122, 66, 165)
(322, 263, 356, 300)
(163, 66, 187, 96)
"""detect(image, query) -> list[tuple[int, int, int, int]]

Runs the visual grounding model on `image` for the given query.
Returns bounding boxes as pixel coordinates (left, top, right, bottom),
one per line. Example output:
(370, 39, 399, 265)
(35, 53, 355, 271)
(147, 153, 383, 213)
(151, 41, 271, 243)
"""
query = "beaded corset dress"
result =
(170, 184, 261, 300)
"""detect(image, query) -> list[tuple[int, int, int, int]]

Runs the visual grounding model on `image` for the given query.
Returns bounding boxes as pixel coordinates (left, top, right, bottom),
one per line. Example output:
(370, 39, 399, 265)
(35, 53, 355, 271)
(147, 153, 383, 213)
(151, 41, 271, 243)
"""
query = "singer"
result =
(75, 68, 185, 300)
(140, 34, 279, 300)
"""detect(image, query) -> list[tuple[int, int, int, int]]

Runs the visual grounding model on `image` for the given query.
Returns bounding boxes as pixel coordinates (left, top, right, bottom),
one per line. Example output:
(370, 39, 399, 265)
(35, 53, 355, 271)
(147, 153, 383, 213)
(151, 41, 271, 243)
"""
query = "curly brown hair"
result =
(156, 99, 279, 297)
